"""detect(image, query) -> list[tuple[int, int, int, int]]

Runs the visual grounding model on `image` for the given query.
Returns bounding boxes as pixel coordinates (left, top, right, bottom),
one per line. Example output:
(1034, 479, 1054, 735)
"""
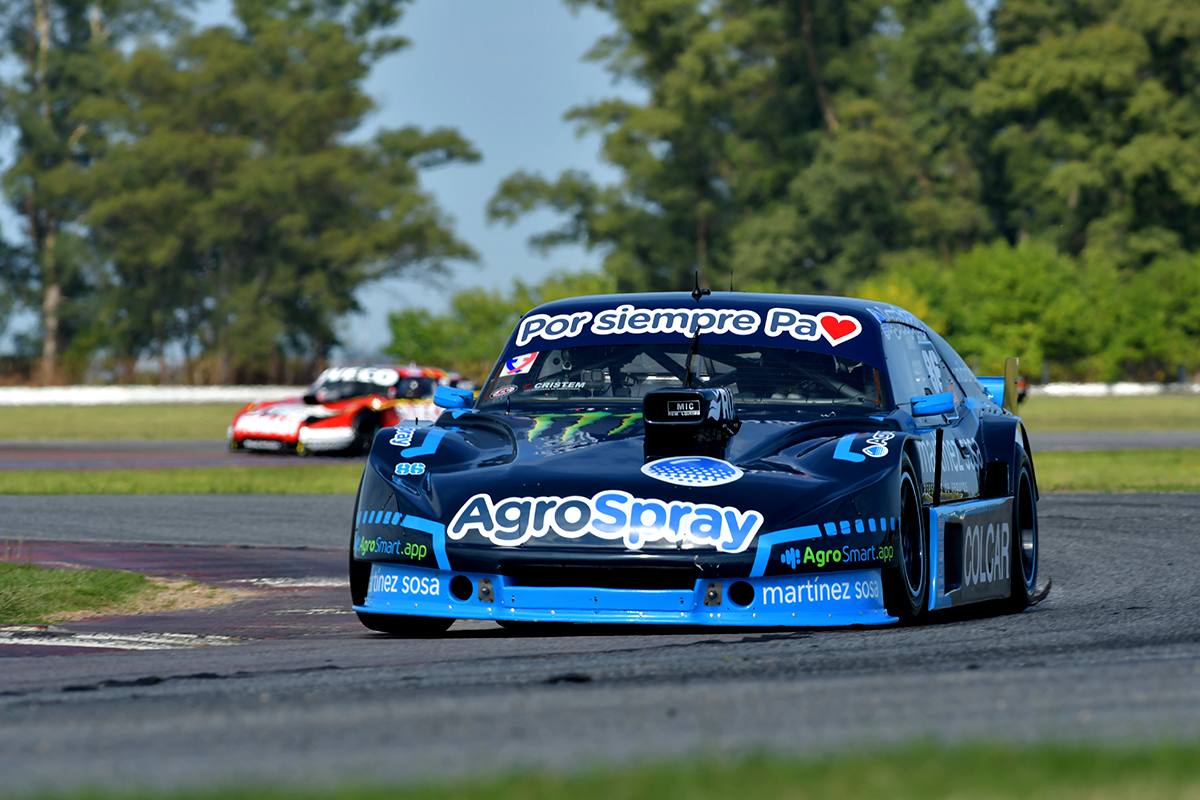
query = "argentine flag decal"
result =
(500, 351, 539, 376)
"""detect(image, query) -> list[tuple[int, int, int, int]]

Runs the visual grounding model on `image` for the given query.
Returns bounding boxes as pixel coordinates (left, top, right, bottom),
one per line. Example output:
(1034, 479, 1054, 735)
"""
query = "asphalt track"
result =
(2, 492, 1199, 794)
(4, 429, 1200, 470)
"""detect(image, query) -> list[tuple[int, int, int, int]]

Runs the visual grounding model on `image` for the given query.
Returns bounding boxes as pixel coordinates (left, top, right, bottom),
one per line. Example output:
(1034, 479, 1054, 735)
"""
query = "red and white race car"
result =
(229, 365, 461, 455)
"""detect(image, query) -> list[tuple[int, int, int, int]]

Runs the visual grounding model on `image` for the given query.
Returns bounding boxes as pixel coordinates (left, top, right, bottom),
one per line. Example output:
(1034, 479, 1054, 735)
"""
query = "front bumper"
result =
(354, 562, 894, 627)
(229, 425, 354, 452)
(298, 425, 356, 452)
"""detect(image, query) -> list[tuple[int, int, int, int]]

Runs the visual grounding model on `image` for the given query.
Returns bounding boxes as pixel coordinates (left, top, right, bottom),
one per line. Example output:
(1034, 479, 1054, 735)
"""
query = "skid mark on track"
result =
(2, 664, 348, 699)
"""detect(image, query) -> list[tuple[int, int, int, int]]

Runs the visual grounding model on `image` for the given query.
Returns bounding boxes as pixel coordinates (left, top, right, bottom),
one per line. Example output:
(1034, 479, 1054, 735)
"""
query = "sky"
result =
(0, 0, 634, 356)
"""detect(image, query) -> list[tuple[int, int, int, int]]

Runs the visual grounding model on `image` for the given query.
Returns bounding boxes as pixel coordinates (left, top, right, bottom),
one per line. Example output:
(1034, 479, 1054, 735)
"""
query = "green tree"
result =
(1112, 254, 1200, 380)
(423, 0, 1200, 383)
(490, 1, 990, 295)
(975, 0, 1200, 267)
(0, 0, 185, 382)
(735, 1, 991, 291)
(69, 0, 478, 382)
(989, 0, 1117, 55)
(854, 240, 1200, 382)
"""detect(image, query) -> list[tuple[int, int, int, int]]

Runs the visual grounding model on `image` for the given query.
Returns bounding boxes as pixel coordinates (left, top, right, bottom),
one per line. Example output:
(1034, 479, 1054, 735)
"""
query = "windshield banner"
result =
(515, 304, 863, 349)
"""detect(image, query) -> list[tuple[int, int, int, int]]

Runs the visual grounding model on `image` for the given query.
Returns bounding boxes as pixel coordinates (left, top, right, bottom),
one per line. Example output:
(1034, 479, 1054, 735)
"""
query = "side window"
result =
(928, 331, 994, 408)
(881, 323, 959, 405)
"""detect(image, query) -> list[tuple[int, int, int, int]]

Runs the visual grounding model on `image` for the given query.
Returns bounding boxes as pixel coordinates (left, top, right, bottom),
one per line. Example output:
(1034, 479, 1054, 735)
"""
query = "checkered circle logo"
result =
(641, 456, 743, 487)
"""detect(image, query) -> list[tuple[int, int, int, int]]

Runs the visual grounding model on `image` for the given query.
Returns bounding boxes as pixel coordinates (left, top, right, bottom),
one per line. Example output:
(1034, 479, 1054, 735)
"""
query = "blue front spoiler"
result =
(354, 563, 896, 627)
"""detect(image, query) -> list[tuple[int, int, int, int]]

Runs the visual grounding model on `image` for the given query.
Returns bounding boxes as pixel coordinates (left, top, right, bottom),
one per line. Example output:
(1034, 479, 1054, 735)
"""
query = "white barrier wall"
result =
(1029, 383, 1200, 397)
(0, 386, 306, 406)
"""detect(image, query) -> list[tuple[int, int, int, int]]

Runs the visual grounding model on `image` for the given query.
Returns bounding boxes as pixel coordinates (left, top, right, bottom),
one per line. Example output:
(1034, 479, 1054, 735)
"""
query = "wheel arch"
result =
(979, 415, 1037, 500)
(899, 434, 926, 500)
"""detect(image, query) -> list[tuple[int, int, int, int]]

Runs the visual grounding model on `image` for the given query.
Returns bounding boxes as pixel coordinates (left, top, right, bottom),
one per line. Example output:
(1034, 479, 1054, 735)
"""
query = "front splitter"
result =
(354, 563, 895, 627)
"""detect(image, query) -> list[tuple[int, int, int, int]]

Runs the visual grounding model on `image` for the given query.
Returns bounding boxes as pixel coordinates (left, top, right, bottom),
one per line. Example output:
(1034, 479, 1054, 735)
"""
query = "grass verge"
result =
(0, 464, 364, 494)
(20, 742, 1200, 799)
(0, 561, 246, 624)
(1019, 394, 1199, 432)
(1035, 448, 1200, 492)
(0, 562, 154, 624)
(0, 403, 242, 441)
(0, 451, 1196, 494)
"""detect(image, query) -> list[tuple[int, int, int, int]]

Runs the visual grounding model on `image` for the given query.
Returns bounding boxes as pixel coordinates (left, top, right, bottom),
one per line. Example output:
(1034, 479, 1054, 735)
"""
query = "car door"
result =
(880, 323, 982, 503)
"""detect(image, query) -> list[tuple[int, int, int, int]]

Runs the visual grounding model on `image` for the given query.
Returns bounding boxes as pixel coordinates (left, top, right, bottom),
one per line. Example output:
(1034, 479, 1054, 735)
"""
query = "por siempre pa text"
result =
(515, 305, 862, 348)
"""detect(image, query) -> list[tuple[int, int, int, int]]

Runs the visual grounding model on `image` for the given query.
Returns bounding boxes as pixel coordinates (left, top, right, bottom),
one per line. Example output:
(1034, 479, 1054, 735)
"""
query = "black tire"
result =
(1003, 456, 1039, 611)
(348, 474, 369, 605)
(883, 456, 929, 622)
(351, 412, 378, 456)
(356, 611, 454, 636)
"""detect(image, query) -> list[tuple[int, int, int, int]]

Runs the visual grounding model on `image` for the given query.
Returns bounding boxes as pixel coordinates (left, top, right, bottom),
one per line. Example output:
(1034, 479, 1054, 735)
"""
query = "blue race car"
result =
(349, 292, 1039, 633)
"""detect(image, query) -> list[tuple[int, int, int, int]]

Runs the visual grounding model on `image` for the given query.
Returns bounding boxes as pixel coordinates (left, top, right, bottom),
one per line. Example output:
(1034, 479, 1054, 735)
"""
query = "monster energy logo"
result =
(527, 412, 642, 443)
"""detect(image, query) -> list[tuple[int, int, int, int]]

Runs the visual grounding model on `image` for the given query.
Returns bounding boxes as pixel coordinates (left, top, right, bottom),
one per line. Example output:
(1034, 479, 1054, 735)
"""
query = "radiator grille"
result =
(502, 563, 699, 591)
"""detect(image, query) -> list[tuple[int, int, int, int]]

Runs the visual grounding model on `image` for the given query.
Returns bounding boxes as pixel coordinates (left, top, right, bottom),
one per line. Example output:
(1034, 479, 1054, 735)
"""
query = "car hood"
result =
(365, 406, 908, 564)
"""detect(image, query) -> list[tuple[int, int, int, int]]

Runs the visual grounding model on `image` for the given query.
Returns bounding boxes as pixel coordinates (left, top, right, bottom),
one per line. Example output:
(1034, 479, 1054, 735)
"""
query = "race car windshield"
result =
(309, 376, 437, 403)
(480, 343, 884, 410)
(309, 380, 382, 403)
(394, 377, 437, 400)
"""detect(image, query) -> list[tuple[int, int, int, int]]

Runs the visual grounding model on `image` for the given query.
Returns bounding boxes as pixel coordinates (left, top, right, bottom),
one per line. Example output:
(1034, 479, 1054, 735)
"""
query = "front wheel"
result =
(356, 612, 453, 637)
(1003, 456, 1039, 611)
(883, 457, 929, 622)
(351, 412, 378, 456)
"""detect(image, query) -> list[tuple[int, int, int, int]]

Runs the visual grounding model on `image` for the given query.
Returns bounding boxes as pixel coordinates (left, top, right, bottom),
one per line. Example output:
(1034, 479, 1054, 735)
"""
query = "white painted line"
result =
(270, 608, 354, 616)
(0, 628, 239, 651)
(235, 577, 346, 588)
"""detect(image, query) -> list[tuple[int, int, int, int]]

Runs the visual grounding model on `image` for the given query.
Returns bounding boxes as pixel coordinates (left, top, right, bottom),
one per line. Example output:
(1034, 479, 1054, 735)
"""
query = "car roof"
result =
(394, 366, 446, 378)
(322, 365, 446, 378)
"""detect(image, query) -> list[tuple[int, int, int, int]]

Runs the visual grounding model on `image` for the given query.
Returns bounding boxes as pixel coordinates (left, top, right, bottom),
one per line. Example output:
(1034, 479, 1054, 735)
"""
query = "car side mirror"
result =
(977, 377, 1004, 406)
(434, 386, 474, 409)
(910, 391, 955, 417)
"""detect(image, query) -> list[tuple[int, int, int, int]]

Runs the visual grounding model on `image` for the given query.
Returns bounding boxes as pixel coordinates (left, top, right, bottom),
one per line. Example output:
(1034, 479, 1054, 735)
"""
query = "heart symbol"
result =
(818, 313, 862, 346)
